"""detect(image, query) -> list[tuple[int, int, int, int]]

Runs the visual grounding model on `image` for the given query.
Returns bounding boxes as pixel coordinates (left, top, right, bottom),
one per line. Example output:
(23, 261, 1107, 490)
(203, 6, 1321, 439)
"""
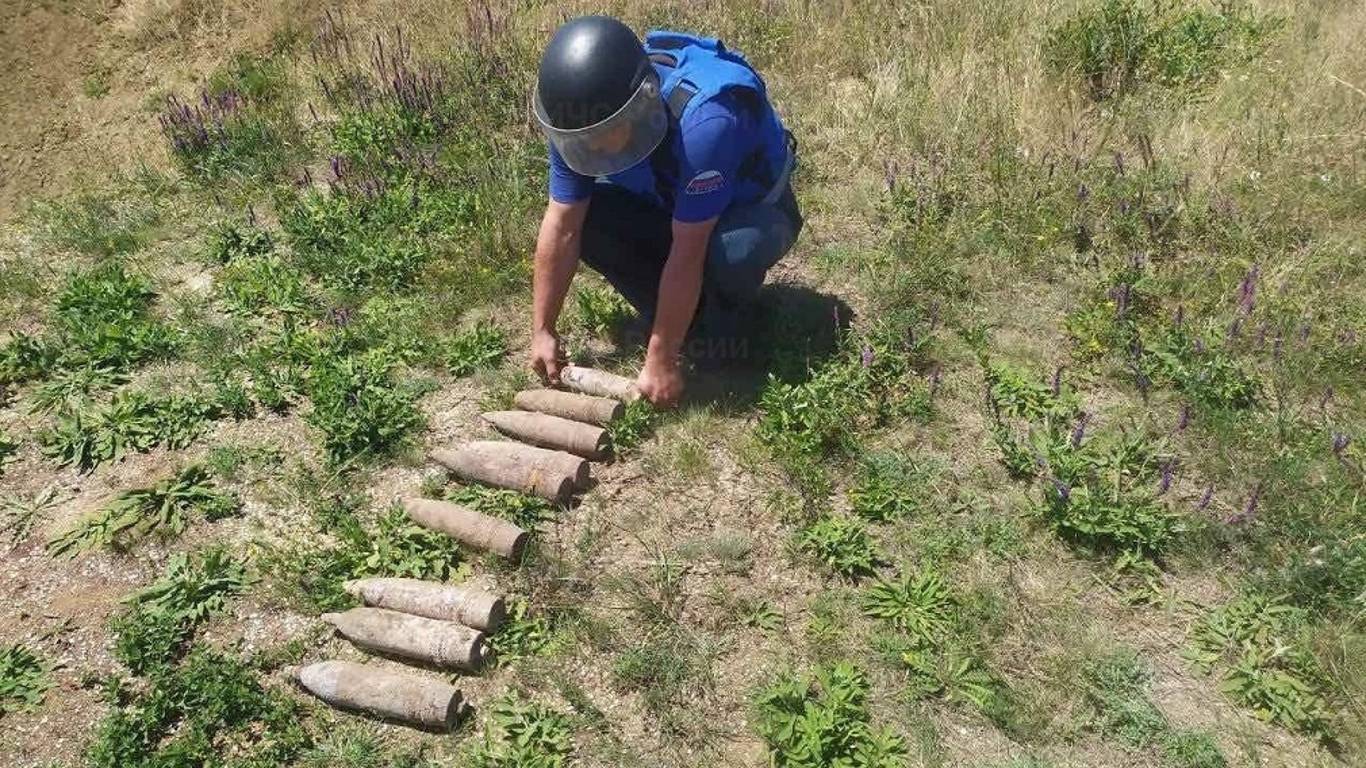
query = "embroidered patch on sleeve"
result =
(684, 170, 726, 195)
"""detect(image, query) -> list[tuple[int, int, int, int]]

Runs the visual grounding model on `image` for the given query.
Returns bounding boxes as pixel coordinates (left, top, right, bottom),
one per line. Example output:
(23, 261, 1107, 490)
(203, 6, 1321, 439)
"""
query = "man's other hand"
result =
(636, 355, 684, 408)
(530, 329, 565, 384)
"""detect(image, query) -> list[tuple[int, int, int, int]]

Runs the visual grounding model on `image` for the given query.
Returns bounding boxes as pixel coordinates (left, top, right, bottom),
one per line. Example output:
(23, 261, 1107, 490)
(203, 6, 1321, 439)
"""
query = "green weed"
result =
(849, 452, 937, 522)
(446, 484, 556, 530)
(47, 466, 238, 556)
(1162, 730, 1228, 768)
(0, 429, 16, 471)
(465, 695, 574, 768)
(798, 515, 878, 578)
(206, 217, 275, 263)
(2, 485, 63, 546)
(53, 261, 177, 372)
(0, 644, 53, 715)
(1186, 593, 1334, 739)
(1044, 0, 1279, 100)
(573, 283, 635, 337)
(27, 364, 129, 414)
(263, 504, 467, 612)
(219, 254, 311, 317)
(445, 322, 507, 377)
(861, 570, 954, 643)
(305, 348, 425, 466)
(87, 647, 309, 767)
(607, 398, 657, 454)
(753, 662, 907, 768)
(760, 323, 934, 464)
(738, 599, 785, 632)
(489, 599, 558, 665)
(1081, 650, 1168, 746)
(0, 333, 59, 386)
(112, 548, 249, 675)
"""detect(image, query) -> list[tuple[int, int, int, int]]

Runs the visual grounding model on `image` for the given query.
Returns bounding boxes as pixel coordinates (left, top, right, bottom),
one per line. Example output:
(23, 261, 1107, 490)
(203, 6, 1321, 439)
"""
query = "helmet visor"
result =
(535, 72, 668, 177)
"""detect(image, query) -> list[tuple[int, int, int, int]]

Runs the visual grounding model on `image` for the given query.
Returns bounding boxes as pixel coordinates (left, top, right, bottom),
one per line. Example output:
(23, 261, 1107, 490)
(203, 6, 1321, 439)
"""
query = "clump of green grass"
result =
(445, 484, 556, 529)
(445, 322, 507, 377)
(849, 452, 937, 522)
(111, 548, 250, 675)
(1162, 730, 1228, 768)
(28, 178, 167, 258)
(1079, 649, 1231, 765)
(1, 644, 53, 715)
(263, 503, 467, 612)
(465, 695, 574, 768)
(1080, 650, 1168, 746)
(205, 216, 275, 263)
(42, 261, 177, 377)
(47, 466, 238, 557)
(798, 515, 878, 578)
(1044, 0, 1280, 100)
(1186, 593, 1334, 739)
(488, 599, 558, 665)
(87, 647, 309, 767)
(861, 570, 954, 642)
(41, 389, 222, 471)
(607, 398, 657, 454)
(573, 282, 635, 337)
(219, 253, 311, 317)
(304, 348, 425, 466)
(753, 662, 907, 768)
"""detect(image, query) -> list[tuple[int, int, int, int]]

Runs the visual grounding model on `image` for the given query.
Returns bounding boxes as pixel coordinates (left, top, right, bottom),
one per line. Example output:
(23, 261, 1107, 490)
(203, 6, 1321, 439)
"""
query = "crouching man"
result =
(528, 15, 802, 407)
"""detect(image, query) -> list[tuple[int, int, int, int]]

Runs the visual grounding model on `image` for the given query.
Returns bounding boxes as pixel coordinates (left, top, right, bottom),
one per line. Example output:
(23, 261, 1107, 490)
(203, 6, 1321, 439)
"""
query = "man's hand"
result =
(530, 329, 566, 385)
(636, 354, 685, 408)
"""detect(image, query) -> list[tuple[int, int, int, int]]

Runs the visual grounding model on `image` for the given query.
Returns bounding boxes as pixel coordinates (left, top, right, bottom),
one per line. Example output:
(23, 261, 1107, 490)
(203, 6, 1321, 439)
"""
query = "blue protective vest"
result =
(602, 30, 791, 210)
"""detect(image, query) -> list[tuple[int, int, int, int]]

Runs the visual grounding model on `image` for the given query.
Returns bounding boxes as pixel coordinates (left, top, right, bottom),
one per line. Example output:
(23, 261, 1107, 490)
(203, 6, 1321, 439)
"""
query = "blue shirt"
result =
(548, 90, 760, 223)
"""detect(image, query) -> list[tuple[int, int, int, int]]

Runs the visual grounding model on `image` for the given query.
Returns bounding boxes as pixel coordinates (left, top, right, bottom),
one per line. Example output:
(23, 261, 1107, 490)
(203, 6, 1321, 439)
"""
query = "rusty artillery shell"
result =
(321, 607, 488, 671)
(343, 578, 505, 631)
(513, 389, 623, 426)
(483, 410, 610, 459)
(293, 660, 464, 731)
(402, 496, 530, 560)
(560, 365, 641, 402)
(431, 440, 589, 501)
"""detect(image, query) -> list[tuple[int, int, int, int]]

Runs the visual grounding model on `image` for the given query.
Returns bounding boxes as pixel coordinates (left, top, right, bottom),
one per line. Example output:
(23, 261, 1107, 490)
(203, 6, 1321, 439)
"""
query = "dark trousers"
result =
(578, 183, 803, 344)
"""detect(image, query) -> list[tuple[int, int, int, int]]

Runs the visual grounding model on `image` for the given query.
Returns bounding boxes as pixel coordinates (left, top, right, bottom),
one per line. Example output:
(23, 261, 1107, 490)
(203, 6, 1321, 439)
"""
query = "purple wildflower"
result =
(1333, 432, 1351, 457)
(1077, 182, 1090, 201)
(1052, 366, 1064, 396)
(1071, 412, 1090, 448)
(1052, 478, 1072, 504)
(861, 345, 874, 368)
(1298, 321, 1312, 344)
(1236, 264, 1259, 316)
(928, 364, 943, 398)
(1158, 461, 1174, 495)
(1227, 317, 1243, 340)
(1173, 304, 1185, 329)
(1177, 405, 1191, 432)
(1196, 484, 1215, 512)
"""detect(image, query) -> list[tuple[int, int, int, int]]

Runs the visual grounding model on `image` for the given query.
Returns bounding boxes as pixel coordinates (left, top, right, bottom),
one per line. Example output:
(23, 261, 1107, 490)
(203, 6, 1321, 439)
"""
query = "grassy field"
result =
(1, 0, 1363, 766)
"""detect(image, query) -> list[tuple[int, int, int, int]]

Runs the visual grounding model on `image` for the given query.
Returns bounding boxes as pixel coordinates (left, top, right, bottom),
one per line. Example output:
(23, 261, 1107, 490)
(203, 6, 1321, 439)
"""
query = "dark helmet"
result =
(534, 16, 667, 176)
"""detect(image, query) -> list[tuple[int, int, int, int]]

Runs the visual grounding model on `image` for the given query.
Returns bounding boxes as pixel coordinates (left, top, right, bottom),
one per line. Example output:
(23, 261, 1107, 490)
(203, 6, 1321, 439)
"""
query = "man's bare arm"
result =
(531, 200, 589, 382)
(638, 217, 718, 406)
